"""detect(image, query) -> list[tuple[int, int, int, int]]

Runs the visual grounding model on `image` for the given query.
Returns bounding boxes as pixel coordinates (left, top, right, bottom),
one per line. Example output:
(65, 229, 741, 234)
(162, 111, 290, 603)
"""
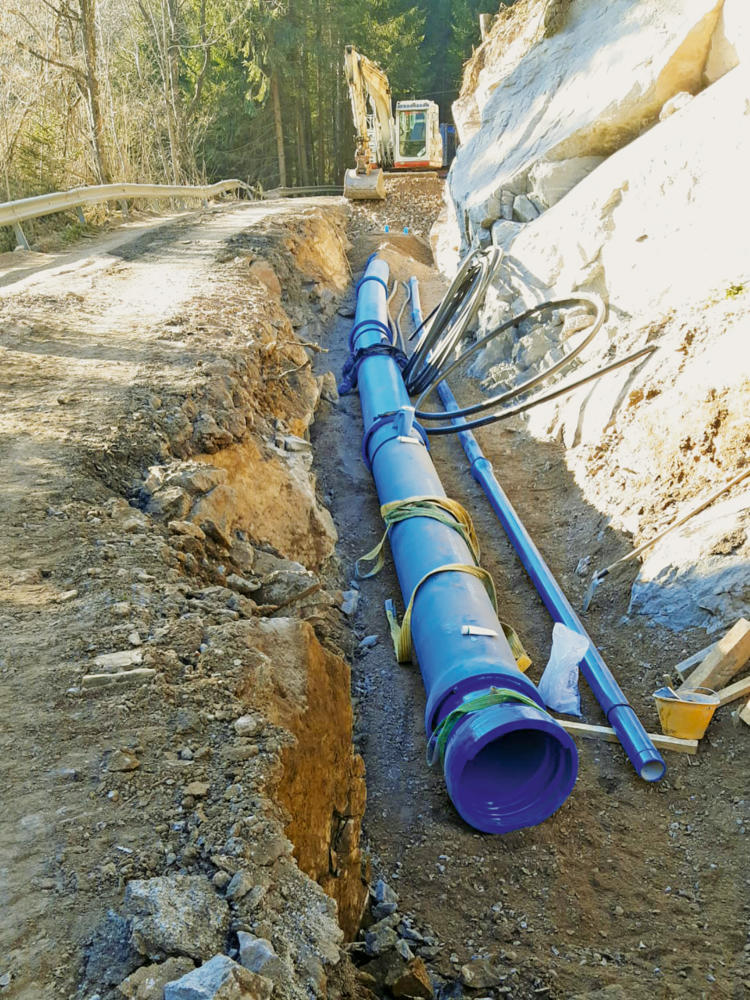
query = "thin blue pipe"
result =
(408, 273, 665, 782)
(352, 258, 578, 833)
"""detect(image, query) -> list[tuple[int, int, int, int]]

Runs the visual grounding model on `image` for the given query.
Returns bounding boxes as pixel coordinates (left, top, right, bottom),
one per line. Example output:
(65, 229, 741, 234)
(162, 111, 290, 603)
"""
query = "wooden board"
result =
(674, 642, 717, 676)
(678, 618, 750, 694)
(559, 719, 698, 755)
(716, 676, 750, 707)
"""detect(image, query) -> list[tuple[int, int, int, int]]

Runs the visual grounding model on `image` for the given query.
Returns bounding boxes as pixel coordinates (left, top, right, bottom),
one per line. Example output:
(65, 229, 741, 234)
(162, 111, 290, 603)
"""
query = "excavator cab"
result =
(394, 101, 443, 170)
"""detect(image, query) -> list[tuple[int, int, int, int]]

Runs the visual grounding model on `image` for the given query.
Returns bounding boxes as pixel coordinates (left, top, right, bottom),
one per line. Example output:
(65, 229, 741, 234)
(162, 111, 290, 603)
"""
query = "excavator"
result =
(343, 45, 444, 200)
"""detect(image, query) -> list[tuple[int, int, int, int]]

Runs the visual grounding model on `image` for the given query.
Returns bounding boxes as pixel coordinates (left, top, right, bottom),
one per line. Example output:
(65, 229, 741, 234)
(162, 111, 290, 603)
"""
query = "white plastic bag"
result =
(537, 623, 590, 717)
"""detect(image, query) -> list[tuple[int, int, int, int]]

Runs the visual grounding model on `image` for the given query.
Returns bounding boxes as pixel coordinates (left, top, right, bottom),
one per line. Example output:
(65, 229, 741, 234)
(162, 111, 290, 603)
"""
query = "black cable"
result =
(425, 344, 658, 435)
(415, 293, 606, 421)
(396, 246, 664, 435)
(402, 247, 502, 394)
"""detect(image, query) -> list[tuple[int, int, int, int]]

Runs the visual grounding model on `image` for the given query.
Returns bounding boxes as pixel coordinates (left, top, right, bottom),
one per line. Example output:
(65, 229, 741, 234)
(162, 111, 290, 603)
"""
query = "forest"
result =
(0, 0, 500, 202)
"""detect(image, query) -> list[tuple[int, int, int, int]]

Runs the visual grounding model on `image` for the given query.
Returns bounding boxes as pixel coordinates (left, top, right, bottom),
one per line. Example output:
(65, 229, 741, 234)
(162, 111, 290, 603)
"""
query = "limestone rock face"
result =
(476, 67, 750, 324)
(445, 0, 725, 248)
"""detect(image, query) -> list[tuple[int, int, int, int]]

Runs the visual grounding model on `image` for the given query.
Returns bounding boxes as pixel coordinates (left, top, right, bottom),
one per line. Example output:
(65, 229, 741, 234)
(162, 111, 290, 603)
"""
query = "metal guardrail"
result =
(261, 185, 343, 199)
(0, 179, 251, 249)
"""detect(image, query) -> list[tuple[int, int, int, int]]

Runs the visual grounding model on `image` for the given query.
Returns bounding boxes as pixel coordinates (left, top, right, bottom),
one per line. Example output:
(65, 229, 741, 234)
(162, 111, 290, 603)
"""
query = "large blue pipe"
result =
(405, 276, 666, 784)
(351, 257, 578, 833)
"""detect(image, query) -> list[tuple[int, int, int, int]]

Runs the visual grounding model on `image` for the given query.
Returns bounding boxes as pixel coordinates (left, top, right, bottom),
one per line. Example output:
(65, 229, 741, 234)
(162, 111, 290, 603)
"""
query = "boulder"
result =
(528, 156, 605, 208)
(164, 955, 272, 1000)
(124, 876, 230, 962)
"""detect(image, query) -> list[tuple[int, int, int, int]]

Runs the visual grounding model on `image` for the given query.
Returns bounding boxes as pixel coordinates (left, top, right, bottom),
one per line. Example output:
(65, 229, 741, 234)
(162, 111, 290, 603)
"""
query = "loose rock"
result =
(390, 957, 433, 999)
(236, 932, 284, 980)
(459, 957, 505, 988)
(164, 955, 272, 1000)
(118, 958, 196, 999)
(124, 875, 230, 962)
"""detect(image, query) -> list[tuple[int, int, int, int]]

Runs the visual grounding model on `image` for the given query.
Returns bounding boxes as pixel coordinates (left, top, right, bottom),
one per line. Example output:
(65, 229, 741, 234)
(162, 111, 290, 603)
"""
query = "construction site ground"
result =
(0, 178, 747, 1000)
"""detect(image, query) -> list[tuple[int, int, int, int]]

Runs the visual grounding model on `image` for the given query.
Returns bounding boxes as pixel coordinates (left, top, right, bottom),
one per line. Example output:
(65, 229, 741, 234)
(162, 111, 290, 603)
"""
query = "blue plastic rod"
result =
(350, 257, 578, 834)
(408, 276, 665, 783)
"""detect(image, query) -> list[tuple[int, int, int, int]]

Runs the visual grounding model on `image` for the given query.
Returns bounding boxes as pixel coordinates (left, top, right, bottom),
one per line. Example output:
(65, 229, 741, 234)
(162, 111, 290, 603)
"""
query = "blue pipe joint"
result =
(443, 700, 578, 834)
(424, 662, 578, 834)
(351, 255, 580, 833)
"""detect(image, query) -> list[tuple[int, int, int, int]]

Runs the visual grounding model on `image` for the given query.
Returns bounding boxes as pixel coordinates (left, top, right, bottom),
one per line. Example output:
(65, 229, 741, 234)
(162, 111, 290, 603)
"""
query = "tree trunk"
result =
(271, 70, 286, 188)
(78, 0, 111, 182)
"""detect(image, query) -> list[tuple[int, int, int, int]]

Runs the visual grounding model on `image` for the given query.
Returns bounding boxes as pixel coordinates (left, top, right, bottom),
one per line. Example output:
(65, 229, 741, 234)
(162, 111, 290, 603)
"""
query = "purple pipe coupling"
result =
(350, 256, 578, 833)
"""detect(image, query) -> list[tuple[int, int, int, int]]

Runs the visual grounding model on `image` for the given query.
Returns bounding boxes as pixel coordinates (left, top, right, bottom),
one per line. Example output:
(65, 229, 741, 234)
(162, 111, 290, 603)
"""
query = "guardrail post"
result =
(75, 206, 86, 226)
(13, 222, 29, 250)
(119, 200, 129, 218)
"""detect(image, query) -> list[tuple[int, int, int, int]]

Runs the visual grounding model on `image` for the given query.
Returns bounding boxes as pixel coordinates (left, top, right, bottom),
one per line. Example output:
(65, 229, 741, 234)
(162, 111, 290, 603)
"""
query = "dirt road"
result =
(0, 199, 356, 999)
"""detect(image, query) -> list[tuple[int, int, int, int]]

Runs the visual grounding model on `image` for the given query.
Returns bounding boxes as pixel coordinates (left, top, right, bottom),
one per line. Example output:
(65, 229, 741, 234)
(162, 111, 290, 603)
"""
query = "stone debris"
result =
(390, 957, 433, 999)
(93, 649, 143, 672)
(512, 194, 539, 223)
(124, 875, 230, 962)
(225, 574, 261, 597)
(83, 910, 142, 988)
(459, 957, 505, 988)
(236, 932, 284, 980)
(233, 714, 261, 738)
(163, 955, 272, 1000)
(108, 749, 140, 772)
(372, 878, 398, 919)
(82, 667, 157, 690)
(118, 957, 196, 999)
(225, 871, 255, 902)
(340, 589, 360, 616)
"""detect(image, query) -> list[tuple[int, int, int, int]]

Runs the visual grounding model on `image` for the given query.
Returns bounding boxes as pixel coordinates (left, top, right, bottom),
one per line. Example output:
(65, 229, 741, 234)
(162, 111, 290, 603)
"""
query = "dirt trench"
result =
(1, 186, 747, 1000)
(311, 229, 749, 1000)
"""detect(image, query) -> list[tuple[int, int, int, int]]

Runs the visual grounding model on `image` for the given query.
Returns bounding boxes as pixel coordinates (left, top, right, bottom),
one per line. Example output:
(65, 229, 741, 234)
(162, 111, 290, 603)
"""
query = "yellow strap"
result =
(500, 622, 532, 673)
(356, 495, 480, 579)
(386, 563, 498, 664)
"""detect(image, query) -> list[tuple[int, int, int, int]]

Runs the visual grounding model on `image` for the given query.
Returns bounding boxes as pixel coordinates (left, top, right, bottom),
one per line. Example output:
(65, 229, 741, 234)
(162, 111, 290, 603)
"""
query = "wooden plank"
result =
(559, 719, 698, 755)
(674, 642, 717, 676)
(716, 676, 750, 707)
(678, 618, 750, 694)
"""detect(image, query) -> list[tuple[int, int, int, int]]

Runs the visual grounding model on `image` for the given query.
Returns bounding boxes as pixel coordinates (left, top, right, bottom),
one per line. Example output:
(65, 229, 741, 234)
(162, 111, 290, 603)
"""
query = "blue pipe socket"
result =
(351, 257, 578, 833)
(409, 275, 667, 785)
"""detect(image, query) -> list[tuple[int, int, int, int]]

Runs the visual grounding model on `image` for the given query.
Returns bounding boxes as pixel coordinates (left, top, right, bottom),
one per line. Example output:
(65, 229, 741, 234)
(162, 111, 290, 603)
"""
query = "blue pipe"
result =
(405, 275, 666, 783)
(351, 258, 578, 834)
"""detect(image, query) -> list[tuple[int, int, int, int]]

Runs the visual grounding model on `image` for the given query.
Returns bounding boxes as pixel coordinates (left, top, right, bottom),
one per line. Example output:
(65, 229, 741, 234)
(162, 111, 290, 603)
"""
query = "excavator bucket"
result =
(344, 168, 386, 201)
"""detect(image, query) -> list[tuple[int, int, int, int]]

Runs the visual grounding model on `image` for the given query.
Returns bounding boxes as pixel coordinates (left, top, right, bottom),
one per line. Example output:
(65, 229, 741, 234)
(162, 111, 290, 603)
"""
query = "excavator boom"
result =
(343, 45, 393, 200)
